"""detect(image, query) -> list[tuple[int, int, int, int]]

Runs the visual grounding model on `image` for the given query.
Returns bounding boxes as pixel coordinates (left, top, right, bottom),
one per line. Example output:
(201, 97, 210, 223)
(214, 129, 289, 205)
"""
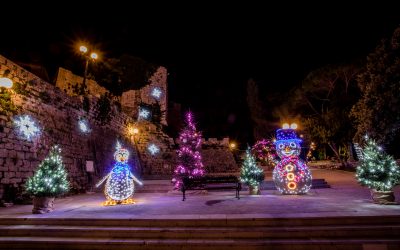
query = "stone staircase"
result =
(0, 216, 399, 249)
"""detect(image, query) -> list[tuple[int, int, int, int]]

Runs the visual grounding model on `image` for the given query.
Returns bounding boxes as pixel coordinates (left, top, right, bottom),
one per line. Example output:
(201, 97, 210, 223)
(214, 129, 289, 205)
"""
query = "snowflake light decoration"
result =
(138, 108, 151, 120)
(14, 115, 40, 140)
(151, 88, 162, 99)
(78, 119, 90, 133)
(147, 144, 160, 155)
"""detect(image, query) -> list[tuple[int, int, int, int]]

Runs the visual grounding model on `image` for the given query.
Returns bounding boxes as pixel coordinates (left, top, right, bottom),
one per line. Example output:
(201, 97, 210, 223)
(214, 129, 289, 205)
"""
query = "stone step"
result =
(0, 224, 399, 239)
(0, 215, 399, 227)
(0, 217, 398, 249)
(0, 236, 399, 250)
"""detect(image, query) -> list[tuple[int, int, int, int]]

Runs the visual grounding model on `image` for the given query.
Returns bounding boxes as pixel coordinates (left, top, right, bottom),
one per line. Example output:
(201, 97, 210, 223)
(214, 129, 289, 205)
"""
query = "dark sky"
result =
(1, 2, 400, 146)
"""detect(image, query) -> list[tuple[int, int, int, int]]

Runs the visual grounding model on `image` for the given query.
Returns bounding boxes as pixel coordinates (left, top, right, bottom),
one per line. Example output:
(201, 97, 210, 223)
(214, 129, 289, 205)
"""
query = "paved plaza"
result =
(1, 168, 400, 219)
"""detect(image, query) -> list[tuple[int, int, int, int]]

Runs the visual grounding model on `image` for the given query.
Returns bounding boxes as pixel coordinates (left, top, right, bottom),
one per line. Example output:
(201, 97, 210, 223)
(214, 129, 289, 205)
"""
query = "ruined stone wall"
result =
(120, 66, 168, 125)
(0, 55, 143, 199)
(0, 55, 238, 200)
(55, 68, 109, 98)
(55, 66, 168, 125)
(201, 138, 239, 173)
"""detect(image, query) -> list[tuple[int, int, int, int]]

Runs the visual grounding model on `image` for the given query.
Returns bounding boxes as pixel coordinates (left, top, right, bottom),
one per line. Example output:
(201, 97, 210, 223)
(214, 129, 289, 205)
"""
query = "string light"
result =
(240, 148, 265, 188)
(96, 141, 143, 205)
(172, 112, 205, 188)
(138, 107, 151, 120)
(356, 136, 400, 191)
(14, 115, 40, 140)
(26, 145, 69, 197)
(148, 144, 160, 155)
(151, 88, 162, 99)
(273, 128, 312, 194)
(78, 119, 90, 133)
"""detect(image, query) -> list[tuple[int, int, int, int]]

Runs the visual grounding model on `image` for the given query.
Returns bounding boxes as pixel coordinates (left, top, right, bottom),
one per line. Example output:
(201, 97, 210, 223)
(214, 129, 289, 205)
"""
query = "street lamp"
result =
(79, 45, 98, 94)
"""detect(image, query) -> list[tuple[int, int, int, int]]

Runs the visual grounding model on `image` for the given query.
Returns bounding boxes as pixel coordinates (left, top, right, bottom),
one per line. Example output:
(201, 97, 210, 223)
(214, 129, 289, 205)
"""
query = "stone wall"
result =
(0, 55, 152, 199)
(201, 138, 238, 173)
(121, 66, 168, 125)
(55, 66, 168, 125)
(0, 54, 237, 200)
(55, 68, 109, 98)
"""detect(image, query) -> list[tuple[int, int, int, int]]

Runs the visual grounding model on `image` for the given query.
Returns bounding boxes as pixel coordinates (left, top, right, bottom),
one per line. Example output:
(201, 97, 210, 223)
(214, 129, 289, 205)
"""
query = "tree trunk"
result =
(327, 142, 346, 168)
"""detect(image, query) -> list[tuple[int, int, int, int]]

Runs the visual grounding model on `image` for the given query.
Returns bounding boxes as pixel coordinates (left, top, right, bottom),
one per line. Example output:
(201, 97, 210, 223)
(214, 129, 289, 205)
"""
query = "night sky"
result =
(1, 3, 400, 146)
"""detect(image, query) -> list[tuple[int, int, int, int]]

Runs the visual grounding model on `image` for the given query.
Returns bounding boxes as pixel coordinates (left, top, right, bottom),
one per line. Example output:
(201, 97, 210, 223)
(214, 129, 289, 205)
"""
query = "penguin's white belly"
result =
(105, 170, 134, 201)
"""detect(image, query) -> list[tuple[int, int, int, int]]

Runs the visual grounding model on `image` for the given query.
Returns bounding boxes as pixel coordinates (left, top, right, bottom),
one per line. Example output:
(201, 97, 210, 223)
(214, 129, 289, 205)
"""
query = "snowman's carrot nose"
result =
(285, 146, 291, 152)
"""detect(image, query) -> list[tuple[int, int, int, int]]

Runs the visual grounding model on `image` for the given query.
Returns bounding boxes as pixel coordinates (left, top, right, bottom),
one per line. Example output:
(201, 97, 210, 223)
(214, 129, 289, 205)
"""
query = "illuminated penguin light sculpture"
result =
(96, 142, 143, 205)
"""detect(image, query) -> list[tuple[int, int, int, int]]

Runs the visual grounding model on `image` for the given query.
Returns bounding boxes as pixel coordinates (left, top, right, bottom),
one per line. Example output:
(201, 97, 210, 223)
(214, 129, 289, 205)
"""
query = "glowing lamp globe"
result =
(90, 52, 98, 60)
(282, 123, 290, 129)
(0, 77, 13, 88)
(79, 45, 88, 53)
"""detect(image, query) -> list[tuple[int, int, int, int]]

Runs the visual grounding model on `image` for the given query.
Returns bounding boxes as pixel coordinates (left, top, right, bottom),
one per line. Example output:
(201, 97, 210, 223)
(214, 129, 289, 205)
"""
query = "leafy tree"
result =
(289, 63, 361, 166)
(350, 26, 400, 146)
(246, 79, 271, 140)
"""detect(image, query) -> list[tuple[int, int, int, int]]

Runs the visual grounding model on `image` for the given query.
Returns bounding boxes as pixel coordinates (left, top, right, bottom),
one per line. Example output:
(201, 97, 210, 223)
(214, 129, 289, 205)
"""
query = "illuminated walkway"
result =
(1, 168, 399, 219)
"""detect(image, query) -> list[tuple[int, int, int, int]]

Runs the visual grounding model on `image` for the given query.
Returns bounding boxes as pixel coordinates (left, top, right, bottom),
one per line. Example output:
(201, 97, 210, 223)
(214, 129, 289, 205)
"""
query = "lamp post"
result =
(79, 45, 98, 94)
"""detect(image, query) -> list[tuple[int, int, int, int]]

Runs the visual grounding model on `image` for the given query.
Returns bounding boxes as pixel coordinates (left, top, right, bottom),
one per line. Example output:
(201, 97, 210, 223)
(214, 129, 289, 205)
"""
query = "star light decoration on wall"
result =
(138, 107, 151, 120)
(147, 144, 160, 155)
(78, 119, 91, 133)
(13, 115, 40, 140)
(151, 87, 162, 99)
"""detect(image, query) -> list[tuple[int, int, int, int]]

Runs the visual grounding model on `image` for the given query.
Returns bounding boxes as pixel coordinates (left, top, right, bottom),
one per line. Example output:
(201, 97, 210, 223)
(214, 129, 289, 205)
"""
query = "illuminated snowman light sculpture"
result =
(96, 142, 143, 206)
(273, 124, 312, 194)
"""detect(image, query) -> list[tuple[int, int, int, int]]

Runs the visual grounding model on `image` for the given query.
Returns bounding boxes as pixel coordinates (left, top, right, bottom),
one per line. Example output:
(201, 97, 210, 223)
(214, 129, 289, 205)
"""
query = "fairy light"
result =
(151, 87, 162, 99)
(138, 107, 151, 120)
(356, 136, 400, 191)
(147, 144, 160, 155)
(251, 139, 277, 166)
(14, 115, 40, 140)
(273, 128, 312, 194)
(96, 141, 143, 205)
(172, 112, 205, 188)
(240, 148, 265, 188)
(25, 145, 69, 197)
(78, 119, 90, 133)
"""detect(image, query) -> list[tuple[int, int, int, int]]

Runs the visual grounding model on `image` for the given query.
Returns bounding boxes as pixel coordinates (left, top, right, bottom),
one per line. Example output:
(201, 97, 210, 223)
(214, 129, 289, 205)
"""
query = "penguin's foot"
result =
(102, 199, 117, 206)
(121, 198, 135, 205)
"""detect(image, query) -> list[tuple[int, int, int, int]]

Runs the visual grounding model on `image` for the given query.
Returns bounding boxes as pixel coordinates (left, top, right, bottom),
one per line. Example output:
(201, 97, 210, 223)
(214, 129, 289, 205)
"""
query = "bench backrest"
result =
(183, 176, 239, 186)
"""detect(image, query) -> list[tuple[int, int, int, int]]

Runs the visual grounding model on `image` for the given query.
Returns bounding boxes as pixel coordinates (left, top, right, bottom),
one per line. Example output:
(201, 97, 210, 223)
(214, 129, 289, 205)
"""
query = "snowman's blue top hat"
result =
(275, 129, 302, 143)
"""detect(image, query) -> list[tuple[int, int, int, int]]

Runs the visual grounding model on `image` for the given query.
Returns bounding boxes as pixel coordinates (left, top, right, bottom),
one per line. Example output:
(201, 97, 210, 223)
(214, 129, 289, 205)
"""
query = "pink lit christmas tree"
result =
(172, 112, 205, 189)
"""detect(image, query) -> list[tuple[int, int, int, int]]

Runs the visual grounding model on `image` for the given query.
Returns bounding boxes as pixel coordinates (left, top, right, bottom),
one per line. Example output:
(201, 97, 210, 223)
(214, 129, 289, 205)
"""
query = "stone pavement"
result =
(0, 168, 399, 219)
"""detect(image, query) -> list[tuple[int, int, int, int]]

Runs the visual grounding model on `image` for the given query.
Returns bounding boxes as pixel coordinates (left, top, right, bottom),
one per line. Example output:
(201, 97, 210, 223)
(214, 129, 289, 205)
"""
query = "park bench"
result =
(181, 176, 241, 201)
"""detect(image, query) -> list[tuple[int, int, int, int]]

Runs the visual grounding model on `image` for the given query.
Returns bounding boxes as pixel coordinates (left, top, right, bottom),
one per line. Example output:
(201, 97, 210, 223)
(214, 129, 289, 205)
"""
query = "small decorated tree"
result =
(26, 145, 70, 213)
(356, 136, 400, 204)
(240, 148, 265, 195)
(172, 112, 205, 189)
